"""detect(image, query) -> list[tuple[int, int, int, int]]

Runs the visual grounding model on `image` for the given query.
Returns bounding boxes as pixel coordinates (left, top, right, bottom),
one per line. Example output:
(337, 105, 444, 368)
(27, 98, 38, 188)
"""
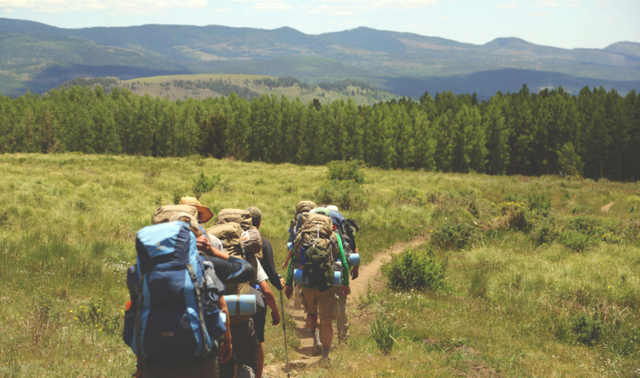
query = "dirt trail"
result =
(601, 201, 615, 213)
(265, 236, 429, 377)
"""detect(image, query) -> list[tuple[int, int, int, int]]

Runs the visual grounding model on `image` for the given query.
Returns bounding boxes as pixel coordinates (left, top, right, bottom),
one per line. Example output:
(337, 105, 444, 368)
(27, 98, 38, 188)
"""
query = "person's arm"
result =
(217, 296, 233, 363)
(282, 249, 293, 271)
(196, 234, 230, 260)
(201, 255, 256, 284)
(260, 238, 283, 291)
(258, 280, 280, 325)
(284, 258, 295, 299)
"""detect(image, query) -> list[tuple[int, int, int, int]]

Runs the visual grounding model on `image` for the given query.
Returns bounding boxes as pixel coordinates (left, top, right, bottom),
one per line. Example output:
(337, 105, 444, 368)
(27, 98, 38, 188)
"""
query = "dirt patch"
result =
(601, 201, 615, 213)
(459, 361, 502, 377)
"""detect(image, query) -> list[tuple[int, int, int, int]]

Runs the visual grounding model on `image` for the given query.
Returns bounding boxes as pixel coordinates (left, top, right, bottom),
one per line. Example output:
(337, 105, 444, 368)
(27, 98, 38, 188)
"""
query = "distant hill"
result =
(52, 74, 399, 105)
(0, 18, 638, 98)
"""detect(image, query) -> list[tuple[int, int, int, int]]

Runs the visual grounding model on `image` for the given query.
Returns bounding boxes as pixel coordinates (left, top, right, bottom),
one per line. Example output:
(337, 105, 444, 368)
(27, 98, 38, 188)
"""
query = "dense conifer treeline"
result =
(0, 85, 638, 180)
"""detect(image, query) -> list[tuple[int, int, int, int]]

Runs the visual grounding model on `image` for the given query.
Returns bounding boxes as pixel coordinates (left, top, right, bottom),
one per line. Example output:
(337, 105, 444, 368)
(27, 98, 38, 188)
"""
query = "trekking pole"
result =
(279, 289, 291, 378)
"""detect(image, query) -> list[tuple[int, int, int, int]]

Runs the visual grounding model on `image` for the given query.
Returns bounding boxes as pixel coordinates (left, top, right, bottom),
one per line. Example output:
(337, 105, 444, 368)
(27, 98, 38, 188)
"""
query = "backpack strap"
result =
(186, 264, 211, 360)
(134, 274, 160, 378)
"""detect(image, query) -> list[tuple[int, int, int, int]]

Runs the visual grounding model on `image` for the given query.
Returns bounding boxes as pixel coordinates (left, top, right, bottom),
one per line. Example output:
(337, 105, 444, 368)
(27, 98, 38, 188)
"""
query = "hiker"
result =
(326, 205, 360, 344)
(204, 208, 279, 378)
(282, 201, 317, 308)
(125, 213, 234, 378)
(246, 207, 284, 378)
(284, 207, 350, 360)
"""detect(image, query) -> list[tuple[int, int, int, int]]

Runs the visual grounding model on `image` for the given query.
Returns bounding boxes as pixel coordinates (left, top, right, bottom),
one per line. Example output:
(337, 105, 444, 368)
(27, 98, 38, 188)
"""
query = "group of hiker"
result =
(122, 197, 360, 378)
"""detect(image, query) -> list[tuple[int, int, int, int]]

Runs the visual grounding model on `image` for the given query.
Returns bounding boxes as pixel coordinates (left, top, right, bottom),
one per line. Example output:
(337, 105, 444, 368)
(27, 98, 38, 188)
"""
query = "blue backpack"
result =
(123, 221, 226, 366)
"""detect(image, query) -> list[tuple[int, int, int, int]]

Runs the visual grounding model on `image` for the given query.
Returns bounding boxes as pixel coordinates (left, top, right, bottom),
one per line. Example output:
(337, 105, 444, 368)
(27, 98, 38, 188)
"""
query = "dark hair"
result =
(251, 217, 261, 227)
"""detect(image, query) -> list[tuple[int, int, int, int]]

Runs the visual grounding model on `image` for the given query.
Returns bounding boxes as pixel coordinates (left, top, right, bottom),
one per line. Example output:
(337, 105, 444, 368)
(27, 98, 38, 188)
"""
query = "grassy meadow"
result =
(0, 153, 638, 377)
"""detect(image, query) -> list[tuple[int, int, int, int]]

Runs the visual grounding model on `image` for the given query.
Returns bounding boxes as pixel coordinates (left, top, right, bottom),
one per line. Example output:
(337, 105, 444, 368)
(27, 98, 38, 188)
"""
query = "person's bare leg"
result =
(307, 314, 322, 355)
(320, 320, 333, 359)
(257, 342, 264, 378)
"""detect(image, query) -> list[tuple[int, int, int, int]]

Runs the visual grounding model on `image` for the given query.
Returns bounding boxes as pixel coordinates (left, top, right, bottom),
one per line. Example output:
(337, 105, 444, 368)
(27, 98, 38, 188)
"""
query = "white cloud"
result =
(4, 7, 12, 12)
(308, 4, 354, 15)
(251, 2, 292, 9)
(498, 1, 517, 8)
(531, 10, 552, 15)
(320, 0, 439, 10)
(594, 0, 609, 6)
(538, 0, 559, 6)
(211, 8, 233, 12)
(438, 16, 447, 19)
(0, 0, 208, 14)
(406, 23, 419, 27)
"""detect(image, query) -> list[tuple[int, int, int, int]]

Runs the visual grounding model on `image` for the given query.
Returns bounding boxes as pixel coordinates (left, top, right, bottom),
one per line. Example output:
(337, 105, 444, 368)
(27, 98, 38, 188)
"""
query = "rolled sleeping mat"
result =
(223, 294, 257, 316)
(287, 241, 293, 250)
(349, 253, 360, 267)
(293, 269, 342, 287)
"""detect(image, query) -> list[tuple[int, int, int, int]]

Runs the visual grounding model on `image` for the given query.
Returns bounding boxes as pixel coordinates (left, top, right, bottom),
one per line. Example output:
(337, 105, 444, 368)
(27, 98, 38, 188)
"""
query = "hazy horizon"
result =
(0, 0, 638, 50)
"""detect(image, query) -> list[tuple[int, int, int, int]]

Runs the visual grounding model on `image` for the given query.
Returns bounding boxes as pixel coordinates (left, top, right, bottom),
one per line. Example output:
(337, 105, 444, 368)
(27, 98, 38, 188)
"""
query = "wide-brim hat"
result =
(179, 196, 214, 223)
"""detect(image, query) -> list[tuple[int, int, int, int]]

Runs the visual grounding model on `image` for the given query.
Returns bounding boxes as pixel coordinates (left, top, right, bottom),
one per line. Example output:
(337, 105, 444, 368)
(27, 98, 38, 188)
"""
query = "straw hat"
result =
(179, 196, 214, 223)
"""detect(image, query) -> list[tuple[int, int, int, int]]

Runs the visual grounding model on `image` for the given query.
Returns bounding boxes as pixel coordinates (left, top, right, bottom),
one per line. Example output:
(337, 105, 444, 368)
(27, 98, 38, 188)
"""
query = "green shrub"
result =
(571, 312, 601, 346)
(382, 247, 447, 291)
(568, 216, 603, 236)
(192, 172, 220, 198)
(560, 230, 597, 252)
(326, 159, 365, 183)
(526, 188, 551, 216)
(469, 269, 491, 298)
(315, 180, 368, 210)
(533, 217, 560, 244)
(431, 221, 478, 250)
(500, 201, 532, 231)
(367, 317, 404, 354)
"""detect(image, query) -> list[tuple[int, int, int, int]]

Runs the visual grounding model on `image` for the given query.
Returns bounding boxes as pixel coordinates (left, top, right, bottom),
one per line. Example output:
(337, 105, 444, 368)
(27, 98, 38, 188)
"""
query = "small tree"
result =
(558, 142, 584, 177)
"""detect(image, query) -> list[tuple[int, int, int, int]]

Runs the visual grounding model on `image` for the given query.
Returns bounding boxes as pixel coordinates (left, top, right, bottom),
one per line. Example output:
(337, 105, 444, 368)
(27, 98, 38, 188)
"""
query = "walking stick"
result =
(279, 289, 291, 378)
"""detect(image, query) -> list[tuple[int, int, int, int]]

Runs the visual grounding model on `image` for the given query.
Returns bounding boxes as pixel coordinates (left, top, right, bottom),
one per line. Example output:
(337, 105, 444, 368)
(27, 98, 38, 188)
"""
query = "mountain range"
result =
(0, 17, 639, 98)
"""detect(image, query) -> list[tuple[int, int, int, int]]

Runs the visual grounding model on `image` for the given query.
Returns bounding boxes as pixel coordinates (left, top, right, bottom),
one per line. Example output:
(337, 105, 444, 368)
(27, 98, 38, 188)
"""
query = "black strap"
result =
(186, 264, 211, 360)
(134, 274, 160, 378)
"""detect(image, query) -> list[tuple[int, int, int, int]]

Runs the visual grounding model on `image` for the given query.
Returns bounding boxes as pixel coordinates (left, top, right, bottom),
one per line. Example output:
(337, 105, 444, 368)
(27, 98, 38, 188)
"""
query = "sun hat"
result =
(246, 206, 262, 222)
(179, 196, 214, 223)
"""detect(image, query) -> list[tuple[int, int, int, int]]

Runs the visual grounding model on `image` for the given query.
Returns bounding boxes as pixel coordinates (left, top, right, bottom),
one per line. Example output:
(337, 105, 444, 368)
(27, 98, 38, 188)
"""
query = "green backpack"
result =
(303, 244, 335, 293)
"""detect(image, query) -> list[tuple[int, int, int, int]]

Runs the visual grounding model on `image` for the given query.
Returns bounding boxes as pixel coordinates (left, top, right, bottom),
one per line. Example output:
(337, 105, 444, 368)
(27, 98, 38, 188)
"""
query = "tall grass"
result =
(0, 154, 639, 377)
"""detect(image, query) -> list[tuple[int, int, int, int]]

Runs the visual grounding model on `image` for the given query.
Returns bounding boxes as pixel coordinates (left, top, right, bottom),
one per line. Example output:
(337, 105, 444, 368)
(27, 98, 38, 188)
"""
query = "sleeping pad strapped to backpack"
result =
(123, 221, 226, 366)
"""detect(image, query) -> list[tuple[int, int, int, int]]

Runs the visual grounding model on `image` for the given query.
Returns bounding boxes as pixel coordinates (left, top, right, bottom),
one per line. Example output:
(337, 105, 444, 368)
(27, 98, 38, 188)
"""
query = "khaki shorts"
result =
(300, 287, 339, 321)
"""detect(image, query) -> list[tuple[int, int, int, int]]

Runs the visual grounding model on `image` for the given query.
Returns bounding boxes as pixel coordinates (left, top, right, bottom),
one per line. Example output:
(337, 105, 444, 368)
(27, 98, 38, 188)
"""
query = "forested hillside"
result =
(0, 18, 639, 99)
(1, 84, 638, 181)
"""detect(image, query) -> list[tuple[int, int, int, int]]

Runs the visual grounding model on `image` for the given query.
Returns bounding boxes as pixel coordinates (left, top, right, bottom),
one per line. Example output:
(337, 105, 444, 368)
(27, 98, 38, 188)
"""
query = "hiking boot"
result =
(311, 344, 323, 356)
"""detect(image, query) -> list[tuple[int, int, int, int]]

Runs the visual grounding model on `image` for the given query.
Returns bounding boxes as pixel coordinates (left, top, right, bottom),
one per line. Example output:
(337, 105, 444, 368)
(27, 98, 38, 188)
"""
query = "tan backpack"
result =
(206, 222, 257, 298)
(293, 213, 338, 270)
(289, 200, 316, 232)
(215, 209, 253, 231)
(152, 205, 199, 225)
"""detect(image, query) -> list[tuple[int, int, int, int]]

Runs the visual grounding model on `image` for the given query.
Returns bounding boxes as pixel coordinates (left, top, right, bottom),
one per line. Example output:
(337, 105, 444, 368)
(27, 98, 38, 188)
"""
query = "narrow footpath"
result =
(265, 236, 429, 377)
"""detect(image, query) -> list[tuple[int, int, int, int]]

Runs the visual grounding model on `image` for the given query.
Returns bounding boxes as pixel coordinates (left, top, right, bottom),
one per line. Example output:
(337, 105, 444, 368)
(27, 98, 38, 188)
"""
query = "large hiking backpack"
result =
(216, 208, 253, 232)
(293, 213, 339, 291)
(329, 211, 360, 266)
(206, 221, 259, 299)
(123, 221, 226, 366)
(152, 204, 199, 225)
(301, 244, 335, 292)
(289, 201, 316, 235)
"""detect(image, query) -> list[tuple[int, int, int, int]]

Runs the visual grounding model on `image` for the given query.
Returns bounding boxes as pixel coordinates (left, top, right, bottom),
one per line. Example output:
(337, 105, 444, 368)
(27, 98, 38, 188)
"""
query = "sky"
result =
(0, 0, 638, 49)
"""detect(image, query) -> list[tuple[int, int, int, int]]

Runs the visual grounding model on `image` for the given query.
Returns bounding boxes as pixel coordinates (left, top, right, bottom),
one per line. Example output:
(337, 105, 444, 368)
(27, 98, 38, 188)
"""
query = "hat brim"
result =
(194, 205, 214, 223)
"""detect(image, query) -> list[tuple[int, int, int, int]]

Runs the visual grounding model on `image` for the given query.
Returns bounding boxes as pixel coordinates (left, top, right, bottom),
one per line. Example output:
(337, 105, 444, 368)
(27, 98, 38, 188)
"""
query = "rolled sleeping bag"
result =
(293, 269, 341, 286)
(348, 253, 360, 267)
(287, 241, 293, 250)
(223, 294, 257, 316)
